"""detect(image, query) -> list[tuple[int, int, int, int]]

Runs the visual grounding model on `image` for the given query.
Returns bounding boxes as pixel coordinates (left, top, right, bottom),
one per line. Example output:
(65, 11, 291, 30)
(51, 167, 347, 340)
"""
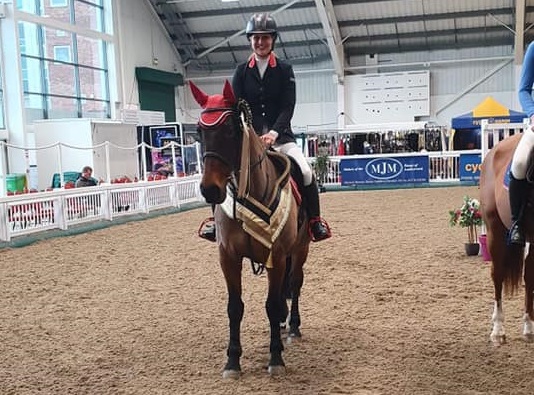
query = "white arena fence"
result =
(0, 175, 202, 242)
(0, 140, 203, 195)
(480, 119, 529, 161)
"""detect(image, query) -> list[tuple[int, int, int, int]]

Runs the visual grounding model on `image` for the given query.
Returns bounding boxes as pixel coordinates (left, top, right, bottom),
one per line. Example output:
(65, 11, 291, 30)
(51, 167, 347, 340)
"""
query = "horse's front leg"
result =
(523, 245, 534, 342)
(220, 254, 244, 379)
(266, 261, 287, 376)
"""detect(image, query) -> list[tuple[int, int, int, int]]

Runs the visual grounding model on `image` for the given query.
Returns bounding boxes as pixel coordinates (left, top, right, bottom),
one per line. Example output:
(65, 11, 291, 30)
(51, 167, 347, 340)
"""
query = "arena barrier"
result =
(0, 140, 202, 196)
(480, 119, 528, 161)
(0, 175, 202, 242)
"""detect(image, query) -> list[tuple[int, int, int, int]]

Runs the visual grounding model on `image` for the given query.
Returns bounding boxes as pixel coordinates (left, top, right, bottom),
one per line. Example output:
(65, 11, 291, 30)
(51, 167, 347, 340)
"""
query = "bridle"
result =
(199, 100, 267, 176)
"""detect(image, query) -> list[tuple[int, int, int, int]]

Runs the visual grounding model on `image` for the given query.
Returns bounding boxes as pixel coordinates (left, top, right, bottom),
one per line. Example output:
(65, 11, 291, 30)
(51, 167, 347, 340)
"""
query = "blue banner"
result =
(459, 153, 481, 182)
(340, 155, 429, 186)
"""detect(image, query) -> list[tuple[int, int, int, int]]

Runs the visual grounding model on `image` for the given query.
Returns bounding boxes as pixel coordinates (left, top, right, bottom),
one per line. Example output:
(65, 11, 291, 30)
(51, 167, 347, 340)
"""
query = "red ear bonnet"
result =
(194, 80, 237, 127)
(223, 80, 236, 105)
(189, 81, 209, 108)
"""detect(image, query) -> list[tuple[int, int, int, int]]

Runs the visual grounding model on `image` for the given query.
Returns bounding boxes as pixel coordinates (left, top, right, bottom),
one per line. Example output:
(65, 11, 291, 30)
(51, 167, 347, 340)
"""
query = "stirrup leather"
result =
(198, 217, 216, 242)
(308, 217, 332, 242)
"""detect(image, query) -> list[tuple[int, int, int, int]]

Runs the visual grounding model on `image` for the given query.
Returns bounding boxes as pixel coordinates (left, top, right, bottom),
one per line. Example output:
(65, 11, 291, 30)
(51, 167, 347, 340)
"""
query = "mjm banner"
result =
(340, 155, 429, 186)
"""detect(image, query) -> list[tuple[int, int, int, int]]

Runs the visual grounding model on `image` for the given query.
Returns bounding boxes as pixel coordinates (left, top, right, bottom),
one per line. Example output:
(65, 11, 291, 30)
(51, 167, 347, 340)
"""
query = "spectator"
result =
(153, 161, 174, 177)
(75, 166, 101, 187)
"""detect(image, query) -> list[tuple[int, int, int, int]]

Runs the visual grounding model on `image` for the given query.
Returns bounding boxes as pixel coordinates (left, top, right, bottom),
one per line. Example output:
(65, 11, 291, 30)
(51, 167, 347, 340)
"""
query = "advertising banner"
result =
(340, 155, 429, 186)
(459, 153, 481, 182)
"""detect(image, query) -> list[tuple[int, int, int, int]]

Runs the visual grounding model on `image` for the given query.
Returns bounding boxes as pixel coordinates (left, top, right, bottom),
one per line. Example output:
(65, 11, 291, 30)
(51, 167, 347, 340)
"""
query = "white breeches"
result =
(512, 126, 534, 179)
(273, 142, 314, 186)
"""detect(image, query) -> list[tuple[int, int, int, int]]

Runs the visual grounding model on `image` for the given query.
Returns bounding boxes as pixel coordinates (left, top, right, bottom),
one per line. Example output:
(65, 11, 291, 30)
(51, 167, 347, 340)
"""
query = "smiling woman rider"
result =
(198, 13, 331, 243)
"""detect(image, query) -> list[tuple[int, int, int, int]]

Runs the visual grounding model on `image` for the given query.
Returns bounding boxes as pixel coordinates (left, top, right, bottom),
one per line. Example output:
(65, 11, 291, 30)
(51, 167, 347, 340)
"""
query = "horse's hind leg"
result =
(489, 229, 507, 346)
(287, 254, 305, 343)
(266, 260, 287, 376)
(220, 254, 244, 379)
(523, 244, 534, 342)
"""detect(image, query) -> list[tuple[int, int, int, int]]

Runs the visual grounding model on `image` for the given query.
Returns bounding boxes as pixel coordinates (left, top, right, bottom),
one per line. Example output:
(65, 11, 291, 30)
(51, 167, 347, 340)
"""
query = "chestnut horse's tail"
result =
(502, 247, 524, 296)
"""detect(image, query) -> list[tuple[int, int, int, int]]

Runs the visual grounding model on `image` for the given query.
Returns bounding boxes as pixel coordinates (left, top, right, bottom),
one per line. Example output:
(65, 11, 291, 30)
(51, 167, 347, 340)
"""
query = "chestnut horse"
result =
(480, 133, 534, 345)
(190, 81, 311, 378)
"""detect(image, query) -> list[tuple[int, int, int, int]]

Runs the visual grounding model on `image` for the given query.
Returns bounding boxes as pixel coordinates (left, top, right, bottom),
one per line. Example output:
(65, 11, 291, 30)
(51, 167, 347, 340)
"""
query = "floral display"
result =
(449, 195, 483, 244)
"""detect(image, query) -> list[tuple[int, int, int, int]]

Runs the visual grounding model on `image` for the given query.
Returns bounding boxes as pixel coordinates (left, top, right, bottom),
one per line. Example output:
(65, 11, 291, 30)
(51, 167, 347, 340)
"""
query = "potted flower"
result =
(449, 195, 483, 256)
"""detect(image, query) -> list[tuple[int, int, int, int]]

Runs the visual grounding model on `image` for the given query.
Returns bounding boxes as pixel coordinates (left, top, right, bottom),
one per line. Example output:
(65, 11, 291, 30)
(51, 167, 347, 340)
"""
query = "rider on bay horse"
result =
(510, 41, 534, 246)
(199, 13, 331, 243)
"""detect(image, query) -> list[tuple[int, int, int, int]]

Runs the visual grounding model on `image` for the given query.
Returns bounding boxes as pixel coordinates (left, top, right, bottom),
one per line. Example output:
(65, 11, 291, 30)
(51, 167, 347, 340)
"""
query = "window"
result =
(19, 21, 111, 120)
(53, 46, 71, 63)
(50, 0, 68, 7)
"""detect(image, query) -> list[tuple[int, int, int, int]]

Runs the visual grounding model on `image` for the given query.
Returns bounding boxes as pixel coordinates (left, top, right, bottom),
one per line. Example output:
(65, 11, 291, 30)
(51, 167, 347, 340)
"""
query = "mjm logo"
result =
(365, 158, 403, 180)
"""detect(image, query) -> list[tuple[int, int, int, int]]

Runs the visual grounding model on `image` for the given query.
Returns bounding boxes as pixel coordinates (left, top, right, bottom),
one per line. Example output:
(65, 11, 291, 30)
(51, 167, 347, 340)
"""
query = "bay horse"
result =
(480, 132, 534, 345)
(190, 80, 311, 378)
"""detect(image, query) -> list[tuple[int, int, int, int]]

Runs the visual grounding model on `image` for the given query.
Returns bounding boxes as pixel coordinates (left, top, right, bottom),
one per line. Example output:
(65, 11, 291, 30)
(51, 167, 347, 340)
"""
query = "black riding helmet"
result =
(245, 13, 278, 40)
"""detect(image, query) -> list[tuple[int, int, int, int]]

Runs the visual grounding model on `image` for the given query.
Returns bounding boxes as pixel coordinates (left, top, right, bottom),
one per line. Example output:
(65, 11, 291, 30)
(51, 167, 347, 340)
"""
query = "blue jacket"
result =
(232, 53, 297, 144)
(519, 42, 534, 117)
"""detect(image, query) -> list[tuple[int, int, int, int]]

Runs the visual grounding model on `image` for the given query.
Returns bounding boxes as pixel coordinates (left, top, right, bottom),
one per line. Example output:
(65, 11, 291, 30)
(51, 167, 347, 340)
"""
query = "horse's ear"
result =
(223, 80, 236, 105)
(189, 81, 209, 108)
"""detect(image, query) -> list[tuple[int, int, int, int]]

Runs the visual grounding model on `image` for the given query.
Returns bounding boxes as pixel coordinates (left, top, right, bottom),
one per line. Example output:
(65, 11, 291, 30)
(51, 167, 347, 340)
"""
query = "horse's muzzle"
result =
(200, 183, 226, 204)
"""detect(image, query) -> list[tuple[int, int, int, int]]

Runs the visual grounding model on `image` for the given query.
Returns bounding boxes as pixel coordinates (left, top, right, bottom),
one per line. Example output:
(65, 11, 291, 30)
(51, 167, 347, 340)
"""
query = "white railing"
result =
(0, 140, 202, 196)
(0, 175, 202, 242)
(480, 119, 528, 161)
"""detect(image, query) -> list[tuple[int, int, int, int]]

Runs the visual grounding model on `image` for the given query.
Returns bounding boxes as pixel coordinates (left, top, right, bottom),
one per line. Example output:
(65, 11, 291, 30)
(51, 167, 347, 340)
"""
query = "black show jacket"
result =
(232, 54, 297, 144)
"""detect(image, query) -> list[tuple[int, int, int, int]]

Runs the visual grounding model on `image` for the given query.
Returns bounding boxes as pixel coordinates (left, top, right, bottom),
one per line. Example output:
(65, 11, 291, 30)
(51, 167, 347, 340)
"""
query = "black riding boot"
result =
(508, 174, 528, 246)
(303, 180, 331, 242)
(198, 204, 216, 242)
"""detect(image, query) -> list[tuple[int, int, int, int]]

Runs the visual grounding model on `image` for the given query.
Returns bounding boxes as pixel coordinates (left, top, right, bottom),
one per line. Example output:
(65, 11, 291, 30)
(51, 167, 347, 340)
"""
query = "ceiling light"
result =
(221, 0, 239, 2)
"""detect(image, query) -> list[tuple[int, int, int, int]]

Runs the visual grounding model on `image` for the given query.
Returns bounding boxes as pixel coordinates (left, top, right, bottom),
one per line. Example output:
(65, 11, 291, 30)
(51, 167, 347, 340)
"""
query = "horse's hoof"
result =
(268, 365, 286, 376)
(222, 369, 240, 379)
(286, 333, 301, 345)
(490, 334, 506, 346)
(523, 333, 534, 343)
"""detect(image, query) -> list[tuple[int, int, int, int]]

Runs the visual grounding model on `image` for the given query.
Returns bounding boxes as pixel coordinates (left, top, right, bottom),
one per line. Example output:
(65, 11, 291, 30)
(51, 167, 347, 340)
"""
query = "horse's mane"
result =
(236, 98, 264, 152)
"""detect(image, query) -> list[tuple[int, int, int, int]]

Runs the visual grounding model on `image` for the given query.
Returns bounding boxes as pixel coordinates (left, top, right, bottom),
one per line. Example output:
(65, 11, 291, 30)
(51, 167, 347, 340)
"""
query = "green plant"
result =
(313, 154, 329, 186)
(449, 195, 483, 244)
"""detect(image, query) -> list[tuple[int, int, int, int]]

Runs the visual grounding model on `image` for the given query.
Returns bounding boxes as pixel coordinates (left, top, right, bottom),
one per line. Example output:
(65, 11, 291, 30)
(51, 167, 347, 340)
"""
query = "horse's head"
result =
(190, 80, 242, 204)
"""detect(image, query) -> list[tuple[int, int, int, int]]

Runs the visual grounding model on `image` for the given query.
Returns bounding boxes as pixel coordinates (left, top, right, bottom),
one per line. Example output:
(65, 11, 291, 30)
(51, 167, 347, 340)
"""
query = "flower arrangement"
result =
(449, 195, 483, 244)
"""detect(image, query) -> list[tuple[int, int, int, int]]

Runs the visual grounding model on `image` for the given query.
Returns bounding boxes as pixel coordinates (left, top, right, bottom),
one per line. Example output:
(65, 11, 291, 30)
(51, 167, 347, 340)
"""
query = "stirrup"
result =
(198, 217, 216, 242)
(508, 222, 525, 246)
(308, 217, 332, 242)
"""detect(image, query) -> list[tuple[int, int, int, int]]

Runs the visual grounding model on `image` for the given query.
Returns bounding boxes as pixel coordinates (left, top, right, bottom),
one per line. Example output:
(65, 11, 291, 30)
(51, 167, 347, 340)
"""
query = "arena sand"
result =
(1, 185, 532, 394)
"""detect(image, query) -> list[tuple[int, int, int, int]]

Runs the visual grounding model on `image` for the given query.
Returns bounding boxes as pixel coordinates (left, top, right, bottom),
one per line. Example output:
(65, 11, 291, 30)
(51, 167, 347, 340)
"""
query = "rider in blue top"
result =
(509, 41, 534, 245)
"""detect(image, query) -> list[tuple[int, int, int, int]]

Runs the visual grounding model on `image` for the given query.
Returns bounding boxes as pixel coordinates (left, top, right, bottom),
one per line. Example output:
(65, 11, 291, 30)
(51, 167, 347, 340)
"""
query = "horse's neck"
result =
(240, 134, 273, 198)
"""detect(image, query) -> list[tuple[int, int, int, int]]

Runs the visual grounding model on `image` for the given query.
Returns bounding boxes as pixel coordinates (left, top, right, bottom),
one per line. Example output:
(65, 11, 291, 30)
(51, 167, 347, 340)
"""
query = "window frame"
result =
(53, 45, 72, 63)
